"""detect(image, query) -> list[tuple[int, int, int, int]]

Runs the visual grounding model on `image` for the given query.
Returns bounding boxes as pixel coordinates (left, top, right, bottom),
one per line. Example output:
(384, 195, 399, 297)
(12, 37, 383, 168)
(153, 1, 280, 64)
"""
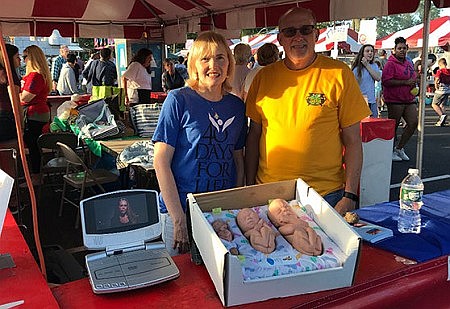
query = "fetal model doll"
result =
(236, 208, 277, 254)
(267, 199, 323, 256)
(212, 219, 239, 255)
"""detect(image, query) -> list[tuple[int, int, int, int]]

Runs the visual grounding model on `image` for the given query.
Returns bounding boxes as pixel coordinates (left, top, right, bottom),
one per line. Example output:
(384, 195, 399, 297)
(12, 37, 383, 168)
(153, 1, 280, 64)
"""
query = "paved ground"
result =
(11, 105, 450, 281)
(387, 106, 450, 200)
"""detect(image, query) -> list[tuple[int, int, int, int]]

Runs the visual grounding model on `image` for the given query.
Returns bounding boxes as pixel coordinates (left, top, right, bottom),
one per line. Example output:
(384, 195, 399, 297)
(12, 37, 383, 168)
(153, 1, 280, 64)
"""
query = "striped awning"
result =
(0, 0, 421, 43)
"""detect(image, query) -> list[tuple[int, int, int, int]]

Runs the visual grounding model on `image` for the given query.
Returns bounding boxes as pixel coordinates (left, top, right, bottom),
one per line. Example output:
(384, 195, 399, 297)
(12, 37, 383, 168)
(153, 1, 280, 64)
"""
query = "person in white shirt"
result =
(121, 48, 153, 105)
(243, 43, 280, 101)
(231, 43, 252, 100)
(57, 53, 78, 95)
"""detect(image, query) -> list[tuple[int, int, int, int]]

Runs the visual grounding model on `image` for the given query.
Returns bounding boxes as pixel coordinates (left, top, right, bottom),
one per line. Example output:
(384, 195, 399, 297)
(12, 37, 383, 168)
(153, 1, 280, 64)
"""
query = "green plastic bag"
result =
(91, 86, 126, 112)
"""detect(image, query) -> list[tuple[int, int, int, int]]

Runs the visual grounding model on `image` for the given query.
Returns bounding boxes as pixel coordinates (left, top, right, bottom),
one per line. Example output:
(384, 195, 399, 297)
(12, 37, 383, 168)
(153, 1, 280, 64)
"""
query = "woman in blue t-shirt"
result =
(152, 31, 247, 256)
(351, 44, 381, 117)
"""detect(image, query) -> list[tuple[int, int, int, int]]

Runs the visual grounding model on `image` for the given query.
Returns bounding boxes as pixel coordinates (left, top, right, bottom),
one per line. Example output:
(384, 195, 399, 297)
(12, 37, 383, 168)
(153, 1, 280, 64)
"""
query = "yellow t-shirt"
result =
(246, 55, 371, 196)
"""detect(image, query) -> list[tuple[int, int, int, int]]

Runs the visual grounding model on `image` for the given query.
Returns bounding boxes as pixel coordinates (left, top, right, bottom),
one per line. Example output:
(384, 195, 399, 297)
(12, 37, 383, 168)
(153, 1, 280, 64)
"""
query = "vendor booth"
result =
(2, 0, 450, 308)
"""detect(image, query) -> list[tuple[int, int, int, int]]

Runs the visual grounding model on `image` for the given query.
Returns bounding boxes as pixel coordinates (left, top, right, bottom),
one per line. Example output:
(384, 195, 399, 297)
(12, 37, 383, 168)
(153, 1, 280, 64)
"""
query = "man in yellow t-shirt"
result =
(245, 7, 371, 215)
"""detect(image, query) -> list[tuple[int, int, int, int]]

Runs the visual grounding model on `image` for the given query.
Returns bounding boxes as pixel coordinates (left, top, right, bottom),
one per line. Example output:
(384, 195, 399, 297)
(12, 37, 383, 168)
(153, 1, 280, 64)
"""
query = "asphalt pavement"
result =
(385, 105, 450, 200)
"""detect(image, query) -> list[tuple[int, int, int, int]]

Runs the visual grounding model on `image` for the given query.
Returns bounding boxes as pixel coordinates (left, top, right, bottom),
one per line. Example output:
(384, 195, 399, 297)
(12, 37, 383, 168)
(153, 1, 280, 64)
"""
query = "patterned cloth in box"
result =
(204, 200, 346, 281)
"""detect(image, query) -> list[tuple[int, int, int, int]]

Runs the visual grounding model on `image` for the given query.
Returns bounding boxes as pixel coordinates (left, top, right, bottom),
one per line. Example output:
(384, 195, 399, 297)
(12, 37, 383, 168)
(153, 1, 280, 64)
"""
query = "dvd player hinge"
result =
(106, 243, 146, 256)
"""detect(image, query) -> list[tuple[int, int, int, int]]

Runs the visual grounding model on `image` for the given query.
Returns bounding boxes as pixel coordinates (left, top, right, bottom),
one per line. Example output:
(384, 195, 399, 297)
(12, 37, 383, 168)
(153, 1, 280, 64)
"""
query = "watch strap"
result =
(343, 191, 359, 202)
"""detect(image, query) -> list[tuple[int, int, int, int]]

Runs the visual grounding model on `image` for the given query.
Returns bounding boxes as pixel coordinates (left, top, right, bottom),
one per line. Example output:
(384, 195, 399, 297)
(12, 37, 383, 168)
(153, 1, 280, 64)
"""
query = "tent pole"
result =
(417, 0, 431, 178)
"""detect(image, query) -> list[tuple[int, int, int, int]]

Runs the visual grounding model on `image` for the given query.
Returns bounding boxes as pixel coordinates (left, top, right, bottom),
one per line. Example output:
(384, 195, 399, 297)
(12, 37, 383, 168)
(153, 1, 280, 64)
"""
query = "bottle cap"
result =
(408, 168, 419, 175)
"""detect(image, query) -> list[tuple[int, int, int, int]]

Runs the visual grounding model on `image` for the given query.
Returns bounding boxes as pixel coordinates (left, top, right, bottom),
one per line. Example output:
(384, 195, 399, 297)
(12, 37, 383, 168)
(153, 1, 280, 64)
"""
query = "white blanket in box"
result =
(204, 200, 345, 281)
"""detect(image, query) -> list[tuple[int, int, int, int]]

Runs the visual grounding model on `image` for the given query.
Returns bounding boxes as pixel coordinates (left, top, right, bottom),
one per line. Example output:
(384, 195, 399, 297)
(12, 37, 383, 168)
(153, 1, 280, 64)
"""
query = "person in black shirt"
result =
(161, 58, 185, 93)
(82, 47, 117, 93)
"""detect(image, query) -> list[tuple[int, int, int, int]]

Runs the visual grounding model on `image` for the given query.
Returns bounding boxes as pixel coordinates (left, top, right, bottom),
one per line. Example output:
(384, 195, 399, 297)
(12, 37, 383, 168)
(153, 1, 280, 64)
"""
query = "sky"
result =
(440, 8, 450, 16)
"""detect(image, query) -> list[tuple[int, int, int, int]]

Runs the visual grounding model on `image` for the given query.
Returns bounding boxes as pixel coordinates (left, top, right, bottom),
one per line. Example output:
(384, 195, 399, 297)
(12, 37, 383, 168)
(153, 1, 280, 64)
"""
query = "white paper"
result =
(0, 169, 14, 237)
(447, 256, 450, 281)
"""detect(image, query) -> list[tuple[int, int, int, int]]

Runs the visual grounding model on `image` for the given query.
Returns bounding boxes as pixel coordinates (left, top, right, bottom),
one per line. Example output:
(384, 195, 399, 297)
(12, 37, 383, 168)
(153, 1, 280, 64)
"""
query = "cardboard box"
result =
(187, 179, 361, 307)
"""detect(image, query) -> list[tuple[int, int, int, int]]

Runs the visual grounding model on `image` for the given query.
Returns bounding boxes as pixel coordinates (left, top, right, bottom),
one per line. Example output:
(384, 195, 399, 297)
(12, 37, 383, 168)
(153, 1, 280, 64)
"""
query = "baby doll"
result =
(236, 208, 277, 254)
(212, 219, 239, 255)
(268, 198, 323, 256)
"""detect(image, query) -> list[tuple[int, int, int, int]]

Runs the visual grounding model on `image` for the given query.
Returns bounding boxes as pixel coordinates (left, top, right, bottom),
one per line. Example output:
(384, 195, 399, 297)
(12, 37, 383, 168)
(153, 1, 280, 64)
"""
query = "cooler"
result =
(359, 118, 396, 207)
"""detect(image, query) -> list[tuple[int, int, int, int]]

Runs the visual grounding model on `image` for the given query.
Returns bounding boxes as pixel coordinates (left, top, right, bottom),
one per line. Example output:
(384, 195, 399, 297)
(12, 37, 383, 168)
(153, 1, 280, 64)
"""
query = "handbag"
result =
(75, 99, 119, 140)
(129, 103, 162, 138)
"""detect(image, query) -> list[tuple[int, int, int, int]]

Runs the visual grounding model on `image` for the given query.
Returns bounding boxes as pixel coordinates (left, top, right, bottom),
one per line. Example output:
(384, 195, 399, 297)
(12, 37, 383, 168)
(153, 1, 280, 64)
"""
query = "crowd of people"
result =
(1, 6, 449, 257)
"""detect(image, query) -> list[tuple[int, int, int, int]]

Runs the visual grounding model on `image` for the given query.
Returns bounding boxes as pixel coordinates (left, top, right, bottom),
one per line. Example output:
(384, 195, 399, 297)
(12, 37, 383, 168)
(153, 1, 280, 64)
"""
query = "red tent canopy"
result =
(0, 0, 420, 43)
(376, 15, 450, 49)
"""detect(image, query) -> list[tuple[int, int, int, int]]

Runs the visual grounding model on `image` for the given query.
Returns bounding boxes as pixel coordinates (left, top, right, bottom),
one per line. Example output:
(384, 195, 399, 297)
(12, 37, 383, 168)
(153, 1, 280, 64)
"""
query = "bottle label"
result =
(401, 188, 423, 202)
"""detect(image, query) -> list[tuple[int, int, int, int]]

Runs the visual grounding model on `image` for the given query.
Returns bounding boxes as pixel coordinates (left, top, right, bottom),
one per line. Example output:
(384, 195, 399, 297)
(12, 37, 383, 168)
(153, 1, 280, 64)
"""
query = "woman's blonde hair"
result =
(24, 45, 52, 92)
(186, 31, 235, 93)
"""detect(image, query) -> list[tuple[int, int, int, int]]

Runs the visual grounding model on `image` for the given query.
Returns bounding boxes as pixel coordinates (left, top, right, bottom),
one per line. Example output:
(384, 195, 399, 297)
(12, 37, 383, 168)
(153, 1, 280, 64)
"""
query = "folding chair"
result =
(57, 142, 119, 228)
(37, 133, 79, 202)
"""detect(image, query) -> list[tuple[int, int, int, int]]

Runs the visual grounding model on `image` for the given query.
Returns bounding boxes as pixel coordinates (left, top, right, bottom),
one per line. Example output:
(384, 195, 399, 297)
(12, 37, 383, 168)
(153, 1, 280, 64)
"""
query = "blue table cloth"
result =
(355, 190, 450, 262)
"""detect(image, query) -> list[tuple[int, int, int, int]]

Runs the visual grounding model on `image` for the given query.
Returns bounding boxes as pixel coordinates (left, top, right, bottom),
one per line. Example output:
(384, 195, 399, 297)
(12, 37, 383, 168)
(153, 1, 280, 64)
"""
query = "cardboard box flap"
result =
(188, 194, 228, 304)
(192, 179, 296, 211)
(294, 179, 361, 254)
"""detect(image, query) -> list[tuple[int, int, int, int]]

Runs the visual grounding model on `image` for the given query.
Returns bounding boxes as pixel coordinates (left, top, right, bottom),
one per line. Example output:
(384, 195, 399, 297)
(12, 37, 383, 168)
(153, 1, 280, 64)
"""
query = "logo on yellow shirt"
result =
(306, 93, 326, 106)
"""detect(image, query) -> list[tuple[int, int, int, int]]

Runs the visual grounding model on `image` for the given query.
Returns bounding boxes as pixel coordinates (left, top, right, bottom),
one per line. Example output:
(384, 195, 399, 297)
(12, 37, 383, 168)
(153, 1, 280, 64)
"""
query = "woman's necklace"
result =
(209, 102, 219, 120)
(196, 89, 223, 120)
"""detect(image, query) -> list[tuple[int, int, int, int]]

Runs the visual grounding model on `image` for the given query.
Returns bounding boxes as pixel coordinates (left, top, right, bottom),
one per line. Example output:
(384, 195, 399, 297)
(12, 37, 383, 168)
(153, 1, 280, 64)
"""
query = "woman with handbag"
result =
(121, 48, 153, 105)
(152, 31, 247, 256)
(21, 45, 52, 185)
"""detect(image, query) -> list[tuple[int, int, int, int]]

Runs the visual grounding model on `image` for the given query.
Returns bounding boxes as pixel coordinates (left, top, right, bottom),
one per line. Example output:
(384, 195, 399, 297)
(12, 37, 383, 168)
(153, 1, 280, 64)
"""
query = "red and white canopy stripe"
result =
(0, 0, 421, 42)
(315, 28, 361, 52)
(234, 27, 360, 54)
(236, 31, 280, 54)
(375, 15, 450, 49)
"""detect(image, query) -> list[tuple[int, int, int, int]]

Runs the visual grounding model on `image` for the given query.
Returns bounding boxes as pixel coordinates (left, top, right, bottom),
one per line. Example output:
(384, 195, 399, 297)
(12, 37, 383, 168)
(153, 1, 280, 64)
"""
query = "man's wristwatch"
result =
(343, 191, 359, 203)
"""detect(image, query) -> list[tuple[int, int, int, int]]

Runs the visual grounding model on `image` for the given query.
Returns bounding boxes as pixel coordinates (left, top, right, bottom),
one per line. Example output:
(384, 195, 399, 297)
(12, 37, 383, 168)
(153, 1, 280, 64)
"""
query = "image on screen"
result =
(82, 190, 159, 235)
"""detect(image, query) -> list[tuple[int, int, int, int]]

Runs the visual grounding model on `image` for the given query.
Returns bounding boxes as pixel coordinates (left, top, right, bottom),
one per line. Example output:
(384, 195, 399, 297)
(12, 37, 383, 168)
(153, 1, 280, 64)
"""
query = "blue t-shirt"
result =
(152, 87, 247, 213)
(353, 62, 380, 104)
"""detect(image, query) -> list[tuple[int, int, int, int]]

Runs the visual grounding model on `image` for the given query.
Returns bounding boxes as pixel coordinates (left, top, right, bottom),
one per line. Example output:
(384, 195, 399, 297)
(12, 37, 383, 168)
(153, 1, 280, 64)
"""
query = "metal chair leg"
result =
(75, 184, 86, 229)
(59, 179, 67, 217)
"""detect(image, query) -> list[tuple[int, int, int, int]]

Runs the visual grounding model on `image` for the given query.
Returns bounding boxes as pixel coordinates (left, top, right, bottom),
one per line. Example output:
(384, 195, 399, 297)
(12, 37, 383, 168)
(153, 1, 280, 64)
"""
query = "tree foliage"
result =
(78, 38, 94, 49)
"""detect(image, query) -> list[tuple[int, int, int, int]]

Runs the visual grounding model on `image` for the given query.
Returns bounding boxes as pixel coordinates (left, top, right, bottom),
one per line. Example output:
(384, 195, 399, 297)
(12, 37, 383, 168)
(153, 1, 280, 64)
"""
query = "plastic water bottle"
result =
(398, 168, 423, 234)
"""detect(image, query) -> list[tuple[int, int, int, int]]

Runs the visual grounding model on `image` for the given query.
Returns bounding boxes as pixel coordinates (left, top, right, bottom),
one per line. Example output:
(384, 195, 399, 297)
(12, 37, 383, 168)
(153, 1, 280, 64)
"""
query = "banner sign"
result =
(358, 19, 377, 45)
(325, 25, 349, 44)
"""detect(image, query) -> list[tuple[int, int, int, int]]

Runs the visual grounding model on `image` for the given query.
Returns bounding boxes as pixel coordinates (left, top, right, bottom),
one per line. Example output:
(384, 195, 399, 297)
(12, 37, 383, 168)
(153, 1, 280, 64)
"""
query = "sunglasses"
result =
(280, 25, 315, 38)
(22, 55, 28, 60)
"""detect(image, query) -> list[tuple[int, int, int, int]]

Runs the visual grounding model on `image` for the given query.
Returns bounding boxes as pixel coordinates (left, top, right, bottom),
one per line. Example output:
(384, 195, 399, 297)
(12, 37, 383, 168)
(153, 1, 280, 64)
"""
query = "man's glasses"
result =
(280, 25, 315, 38)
